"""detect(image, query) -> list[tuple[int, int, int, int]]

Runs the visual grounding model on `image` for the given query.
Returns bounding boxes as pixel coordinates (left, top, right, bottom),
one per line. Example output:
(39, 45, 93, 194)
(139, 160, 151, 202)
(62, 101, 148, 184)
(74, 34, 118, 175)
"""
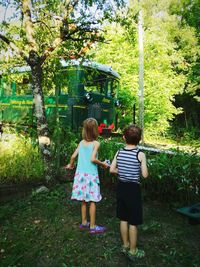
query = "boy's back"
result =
(117, 147, 141, 183)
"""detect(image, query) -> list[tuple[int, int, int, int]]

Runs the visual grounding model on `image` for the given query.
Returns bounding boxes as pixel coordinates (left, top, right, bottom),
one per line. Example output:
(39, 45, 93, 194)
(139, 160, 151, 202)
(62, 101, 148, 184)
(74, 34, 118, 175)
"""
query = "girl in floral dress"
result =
(66, 118, 109, 234)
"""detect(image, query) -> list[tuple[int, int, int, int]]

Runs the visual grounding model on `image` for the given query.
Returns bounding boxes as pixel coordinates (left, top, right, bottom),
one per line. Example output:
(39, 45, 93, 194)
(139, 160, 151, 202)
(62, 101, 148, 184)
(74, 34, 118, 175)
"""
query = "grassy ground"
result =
(0, 182, 200, 267)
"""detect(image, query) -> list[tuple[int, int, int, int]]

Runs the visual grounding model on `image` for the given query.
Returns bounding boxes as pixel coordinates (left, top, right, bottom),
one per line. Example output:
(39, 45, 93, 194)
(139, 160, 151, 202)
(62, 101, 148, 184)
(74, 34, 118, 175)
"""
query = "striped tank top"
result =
(116, 147, 141, 183)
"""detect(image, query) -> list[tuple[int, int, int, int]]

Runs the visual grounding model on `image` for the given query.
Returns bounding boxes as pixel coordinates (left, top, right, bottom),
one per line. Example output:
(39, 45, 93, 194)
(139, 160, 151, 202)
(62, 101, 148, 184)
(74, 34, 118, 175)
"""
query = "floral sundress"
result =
(71, 141, 102, 202)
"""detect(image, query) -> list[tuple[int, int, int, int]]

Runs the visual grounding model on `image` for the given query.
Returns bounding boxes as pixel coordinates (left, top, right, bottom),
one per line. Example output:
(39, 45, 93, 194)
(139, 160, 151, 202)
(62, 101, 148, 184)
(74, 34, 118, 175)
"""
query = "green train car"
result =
(0, 60, 120, 133)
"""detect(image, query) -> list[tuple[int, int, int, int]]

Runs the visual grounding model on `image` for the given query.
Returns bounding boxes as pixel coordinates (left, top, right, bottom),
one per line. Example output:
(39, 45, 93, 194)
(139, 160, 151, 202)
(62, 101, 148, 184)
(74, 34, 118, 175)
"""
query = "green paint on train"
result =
(0, 60, 120, 132)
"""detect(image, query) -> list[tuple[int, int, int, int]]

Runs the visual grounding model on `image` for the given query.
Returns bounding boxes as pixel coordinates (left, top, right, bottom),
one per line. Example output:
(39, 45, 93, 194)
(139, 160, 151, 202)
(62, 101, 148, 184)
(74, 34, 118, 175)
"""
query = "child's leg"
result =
(81, 201, 87, 225)
(89, 201, 96, 228)
(120, 220, 129, 248)
(129, 224, 137, 253)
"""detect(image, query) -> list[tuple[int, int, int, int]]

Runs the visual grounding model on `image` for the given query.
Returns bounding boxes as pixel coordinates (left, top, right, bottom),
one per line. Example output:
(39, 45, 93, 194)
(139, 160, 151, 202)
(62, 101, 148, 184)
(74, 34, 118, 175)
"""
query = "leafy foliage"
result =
(0, 0, 126, 64)
(0, 133, 45, 184)
(92, 23, 185, 133)
(146, 151, 200, 203)
(91, 0, 200, 139)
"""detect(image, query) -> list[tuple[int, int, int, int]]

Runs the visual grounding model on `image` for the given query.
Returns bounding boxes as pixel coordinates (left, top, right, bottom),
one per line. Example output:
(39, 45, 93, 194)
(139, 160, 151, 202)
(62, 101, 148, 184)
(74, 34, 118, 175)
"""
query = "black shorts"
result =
(116, 180, 143, 225)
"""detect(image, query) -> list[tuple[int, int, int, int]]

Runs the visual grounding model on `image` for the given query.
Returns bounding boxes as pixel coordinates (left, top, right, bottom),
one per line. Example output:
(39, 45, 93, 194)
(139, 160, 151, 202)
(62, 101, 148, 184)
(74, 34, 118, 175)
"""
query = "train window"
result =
(13, 74, 32, 95)
(97, 81, 103, 93)
(112, 80, 118, 97)
(97, 76, 106, 94)
(61, 69, 83, 96)
(60, 77, 69, 95)
(3, 80, 12, 96)
(83, 69, 100, 93)
(107, 80, 112, 96)
(61, 85, 69, 94)
(85, 85, 97, 92)
(57, 70, 69, 95)
(84, 80, 99, 93)
(84, 72, 108, 94)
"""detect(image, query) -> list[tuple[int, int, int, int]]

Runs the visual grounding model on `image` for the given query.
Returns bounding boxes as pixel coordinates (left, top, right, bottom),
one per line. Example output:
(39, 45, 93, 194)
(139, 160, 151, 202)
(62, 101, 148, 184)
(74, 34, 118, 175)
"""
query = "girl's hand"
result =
(65, 164, 74, 169)
(102, 162, 110, 169)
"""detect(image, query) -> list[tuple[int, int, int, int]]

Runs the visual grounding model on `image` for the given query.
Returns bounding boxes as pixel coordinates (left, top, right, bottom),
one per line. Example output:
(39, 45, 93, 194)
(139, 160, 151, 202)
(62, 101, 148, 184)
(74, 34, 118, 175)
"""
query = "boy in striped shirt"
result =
(110, 124, 148, 261)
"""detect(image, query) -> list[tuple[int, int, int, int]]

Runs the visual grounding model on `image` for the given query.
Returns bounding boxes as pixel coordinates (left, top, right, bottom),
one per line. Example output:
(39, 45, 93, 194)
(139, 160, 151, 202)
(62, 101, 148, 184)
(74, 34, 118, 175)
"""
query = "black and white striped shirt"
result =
(116, 147, 141, 183)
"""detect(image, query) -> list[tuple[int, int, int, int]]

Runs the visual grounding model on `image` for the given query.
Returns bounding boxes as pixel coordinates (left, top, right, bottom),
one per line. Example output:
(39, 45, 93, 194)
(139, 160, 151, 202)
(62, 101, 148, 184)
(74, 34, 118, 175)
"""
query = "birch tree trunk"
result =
(28, 51, 51, 177)
(22, 0, 52, 180)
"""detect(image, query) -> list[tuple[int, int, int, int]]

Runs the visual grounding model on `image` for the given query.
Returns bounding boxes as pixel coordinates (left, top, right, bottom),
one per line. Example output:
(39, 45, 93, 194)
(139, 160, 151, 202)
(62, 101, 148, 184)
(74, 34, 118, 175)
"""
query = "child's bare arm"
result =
(91, 141, 109, 168)
(110, 152, 118, 174)
(66, 144, 80, 169)
(138, 151, 148, 178)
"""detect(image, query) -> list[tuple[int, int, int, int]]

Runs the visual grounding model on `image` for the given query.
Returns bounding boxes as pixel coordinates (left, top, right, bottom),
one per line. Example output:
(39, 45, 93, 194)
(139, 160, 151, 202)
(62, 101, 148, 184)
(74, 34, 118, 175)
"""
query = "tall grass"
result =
(0, 135, 44, 185)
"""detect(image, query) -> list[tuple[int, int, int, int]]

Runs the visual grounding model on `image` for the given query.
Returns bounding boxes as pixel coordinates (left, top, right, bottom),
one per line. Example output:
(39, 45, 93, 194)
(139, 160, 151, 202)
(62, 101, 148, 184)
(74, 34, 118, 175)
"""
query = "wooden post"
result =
(138, 0, 144, 143)
(133, 104, 136, 124)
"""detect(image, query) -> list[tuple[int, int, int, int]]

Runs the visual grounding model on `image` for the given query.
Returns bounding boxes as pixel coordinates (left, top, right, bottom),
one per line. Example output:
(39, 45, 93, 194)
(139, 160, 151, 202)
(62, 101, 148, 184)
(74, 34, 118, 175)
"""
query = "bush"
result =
(145, 151, 200, 204)
(50, 128, 80, 177)
(0, 135, 45, 185)
(98, 137, 123, 185)
(98, 137, 123, 162)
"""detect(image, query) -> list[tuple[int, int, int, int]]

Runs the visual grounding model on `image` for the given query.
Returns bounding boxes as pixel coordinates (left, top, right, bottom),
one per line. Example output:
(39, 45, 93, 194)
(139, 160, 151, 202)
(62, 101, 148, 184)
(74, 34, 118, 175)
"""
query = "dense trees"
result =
(169, 0, 200, 139)
(92, 0, 200, 140)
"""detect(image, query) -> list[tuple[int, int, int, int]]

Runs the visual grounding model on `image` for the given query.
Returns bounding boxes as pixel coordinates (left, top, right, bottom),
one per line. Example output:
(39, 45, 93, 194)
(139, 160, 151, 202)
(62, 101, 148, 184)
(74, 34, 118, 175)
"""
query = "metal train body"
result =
(0, 60, 120, 132)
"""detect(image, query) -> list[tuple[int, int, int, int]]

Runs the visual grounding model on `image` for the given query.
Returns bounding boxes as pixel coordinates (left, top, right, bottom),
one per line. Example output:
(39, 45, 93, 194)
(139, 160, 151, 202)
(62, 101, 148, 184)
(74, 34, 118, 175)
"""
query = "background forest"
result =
(91, 0, 200, 144)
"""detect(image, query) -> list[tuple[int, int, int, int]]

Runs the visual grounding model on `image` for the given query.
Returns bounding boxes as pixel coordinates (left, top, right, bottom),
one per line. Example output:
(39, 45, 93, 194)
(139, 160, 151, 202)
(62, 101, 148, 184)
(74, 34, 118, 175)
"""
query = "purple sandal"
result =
(89, 225, 106, 234)
(79, 222, 90, 230)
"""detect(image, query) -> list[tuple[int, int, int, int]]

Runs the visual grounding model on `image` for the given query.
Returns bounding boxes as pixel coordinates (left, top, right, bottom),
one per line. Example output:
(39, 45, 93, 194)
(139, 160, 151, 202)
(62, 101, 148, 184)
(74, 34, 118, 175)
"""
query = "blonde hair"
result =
(82, 118, 99, 141)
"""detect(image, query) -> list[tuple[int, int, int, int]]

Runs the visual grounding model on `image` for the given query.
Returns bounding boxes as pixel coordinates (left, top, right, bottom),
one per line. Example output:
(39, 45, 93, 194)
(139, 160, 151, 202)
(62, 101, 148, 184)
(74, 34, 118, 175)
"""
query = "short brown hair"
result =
(82, 118, 99, 141)
(123, 124, 142, 145)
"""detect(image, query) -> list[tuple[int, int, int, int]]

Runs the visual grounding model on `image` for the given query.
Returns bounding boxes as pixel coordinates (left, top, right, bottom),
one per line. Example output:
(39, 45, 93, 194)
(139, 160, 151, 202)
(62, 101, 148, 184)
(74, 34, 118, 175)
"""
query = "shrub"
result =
(145, 151, 200, 204)
(0, 135, 45, 185)
(98, 137, 123, 162)
(50, 127, 79, 175)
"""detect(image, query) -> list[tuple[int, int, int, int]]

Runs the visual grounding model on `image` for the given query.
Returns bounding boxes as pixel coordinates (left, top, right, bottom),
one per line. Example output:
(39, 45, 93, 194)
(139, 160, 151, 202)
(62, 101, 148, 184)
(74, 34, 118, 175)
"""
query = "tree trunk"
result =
(28, 51, 52, 181)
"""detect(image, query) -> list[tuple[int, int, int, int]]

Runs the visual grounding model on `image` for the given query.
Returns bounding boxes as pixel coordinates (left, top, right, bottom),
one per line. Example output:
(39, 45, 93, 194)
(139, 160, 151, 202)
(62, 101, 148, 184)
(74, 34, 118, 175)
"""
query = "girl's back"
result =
(76, 140, 98, 175)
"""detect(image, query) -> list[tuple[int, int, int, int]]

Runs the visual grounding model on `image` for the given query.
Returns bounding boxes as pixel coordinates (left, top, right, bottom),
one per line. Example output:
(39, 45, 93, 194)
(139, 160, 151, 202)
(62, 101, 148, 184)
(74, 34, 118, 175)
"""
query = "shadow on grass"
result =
(0, 183, 200, 267)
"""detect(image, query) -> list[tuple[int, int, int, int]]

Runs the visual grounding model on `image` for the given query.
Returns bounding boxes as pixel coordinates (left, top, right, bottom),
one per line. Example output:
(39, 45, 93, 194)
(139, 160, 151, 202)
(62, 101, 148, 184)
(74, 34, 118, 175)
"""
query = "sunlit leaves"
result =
(0, 0, 126, 64)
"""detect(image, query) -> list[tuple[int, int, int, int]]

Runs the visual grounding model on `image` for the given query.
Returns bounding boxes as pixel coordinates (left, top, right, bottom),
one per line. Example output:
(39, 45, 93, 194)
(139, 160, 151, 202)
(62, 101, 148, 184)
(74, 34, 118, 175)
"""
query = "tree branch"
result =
(40, 37, 63, 64)
(40, 1, 98, 64)
(0, 33, 28, 62)
(33, 20, 54, 37)
(22, 0, 38, 51)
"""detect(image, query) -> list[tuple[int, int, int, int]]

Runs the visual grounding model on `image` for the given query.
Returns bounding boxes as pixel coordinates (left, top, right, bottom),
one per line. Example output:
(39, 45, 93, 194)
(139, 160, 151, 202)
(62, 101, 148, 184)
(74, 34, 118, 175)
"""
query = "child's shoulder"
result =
(93, 140, 100, 146)
(82, 140, 99, 147)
